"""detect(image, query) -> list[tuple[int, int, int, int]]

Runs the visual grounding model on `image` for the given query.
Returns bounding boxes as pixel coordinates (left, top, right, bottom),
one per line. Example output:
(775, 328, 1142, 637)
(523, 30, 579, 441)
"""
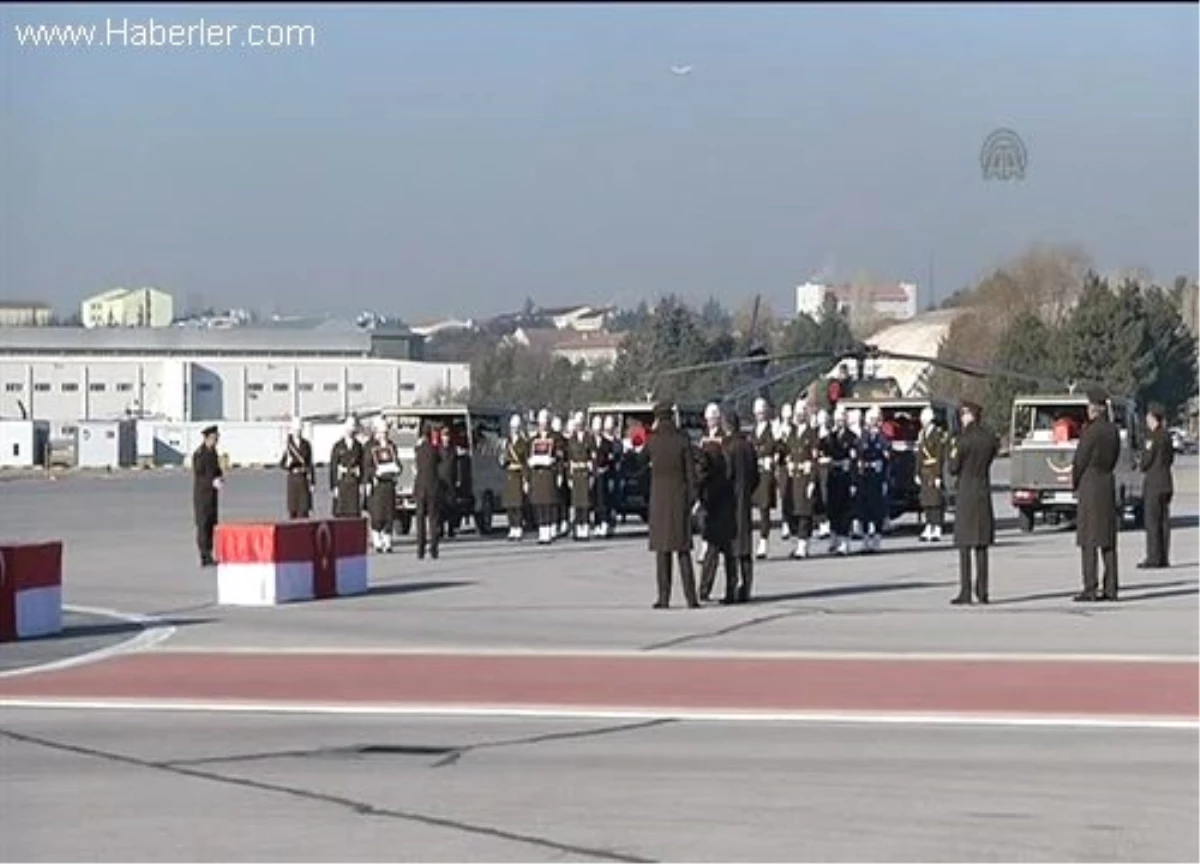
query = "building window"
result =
(196, 383, 214, 393)
(117, 383, 134, 393)
(399, 382, 416, 392)
(5, 383, 22, 393)
(34, 383, 50, 393)
(248, 383, 264, 393)
(348, 383, 364, 393)
(61, 383, 80, 392)
(323, 382, 339, 392)
(89, 383, 106, 392)
(298, 383, 315, 392)
(273, 383, 289, 393)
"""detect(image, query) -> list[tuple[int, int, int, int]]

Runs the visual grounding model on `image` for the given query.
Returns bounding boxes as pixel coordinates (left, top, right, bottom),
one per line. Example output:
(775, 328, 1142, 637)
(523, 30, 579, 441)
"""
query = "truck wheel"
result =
(1018, 507, 1035, 533)
(397, 512, 413, 536)
(475, 493, 495, 536)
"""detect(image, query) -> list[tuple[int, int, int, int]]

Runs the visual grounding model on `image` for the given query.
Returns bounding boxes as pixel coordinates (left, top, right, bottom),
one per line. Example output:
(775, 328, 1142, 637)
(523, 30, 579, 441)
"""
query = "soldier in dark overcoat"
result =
(1139, 402, 1174, 569)
(436, 426, 459, 538)
(501, 414, 530, 541)
(591, 415, 618, 537)
(528, 409, 561, 544)
(645, 402, 699, 609)
(1072, 388, 1121, 601)
(567, 413, 594, 540)
(775, 402, 796, 542)
(696, 403, 736, 602)
(916, 407, 947, 541)
(823, 406, 858, 555)
(279, 418, 315, 519)
(788, 402, 822, 558)
(857, 406, 891, 553)
(192, 425, 223, 567)
(947, 401, 998, 604)
(329, 419, 364, 518)
(413, 421, 442, 560)
(725, 408, 761, 602)
(814, 408, 832, 538)
(552, 415, 571, 537)
(750, 397, 777, 559)
(364, 417, 401, 553)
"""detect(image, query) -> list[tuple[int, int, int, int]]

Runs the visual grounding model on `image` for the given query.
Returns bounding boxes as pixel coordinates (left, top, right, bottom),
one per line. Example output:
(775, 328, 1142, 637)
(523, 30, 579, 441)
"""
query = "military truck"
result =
(585, 401, 705, 521)
(376, 404, 511, 536)
(835, 396, 960, 521)
(1008, 393, 1144, 532)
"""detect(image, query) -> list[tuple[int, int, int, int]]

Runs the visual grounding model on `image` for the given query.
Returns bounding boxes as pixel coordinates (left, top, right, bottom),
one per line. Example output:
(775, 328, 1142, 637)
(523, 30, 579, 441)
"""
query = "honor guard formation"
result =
(192, 378, 1178, 610)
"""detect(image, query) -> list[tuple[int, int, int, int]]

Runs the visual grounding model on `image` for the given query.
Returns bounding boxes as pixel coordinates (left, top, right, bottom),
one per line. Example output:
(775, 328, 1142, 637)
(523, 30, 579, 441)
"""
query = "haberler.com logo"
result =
(980, 127, 1028, 182)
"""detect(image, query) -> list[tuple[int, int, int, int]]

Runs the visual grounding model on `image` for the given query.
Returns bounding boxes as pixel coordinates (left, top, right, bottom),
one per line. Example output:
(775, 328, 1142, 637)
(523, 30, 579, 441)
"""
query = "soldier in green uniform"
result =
(501, 414, 530, 541)
(787, 400, 822, 558)
(529, 409, 561, 545)
(916, 407, 947, 542)
(567, 412, 595, 540)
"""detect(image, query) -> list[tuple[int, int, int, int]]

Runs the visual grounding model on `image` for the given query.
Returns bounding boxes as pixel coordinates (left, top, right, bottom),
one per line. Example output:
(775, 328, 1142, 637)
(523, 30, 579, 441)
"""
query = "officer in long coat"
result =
(725, 408, 761, 602)
(436, 426, 460, 538)
(591, 415, 618, 537)
(364, 417, 401, 553)
(814, 408, 832, 538)
(948, 401, 998, 604)
(645, 402, 700, 609)
(567, 413, 594, 540)
(750, 397, 777, 559)
(529, 409, 561, 544)
(192, 425, 223, 567)
(329, 418, 364, 518)
(696, 403, 736, 602)
(1072, 388, 1121, 601)
(413, 421, 442, 560)
(1139, 402, 1174, 569)
(501, 414, 530, 541)
(916, 407, 947, 541)
(823, 406, 858, 555)
(279, 417, 315, 519)
(788, 400, 821, 558)
(774, 402, 796, 542)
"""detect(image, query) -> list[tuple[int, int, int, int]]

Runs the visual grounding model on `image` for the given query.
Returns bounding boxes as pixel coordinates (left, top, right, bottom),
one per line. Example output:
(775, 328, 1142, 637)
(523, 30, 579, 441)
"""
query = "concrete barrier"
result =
(215, 518, 369, 607)
(0, 541, 63, 642)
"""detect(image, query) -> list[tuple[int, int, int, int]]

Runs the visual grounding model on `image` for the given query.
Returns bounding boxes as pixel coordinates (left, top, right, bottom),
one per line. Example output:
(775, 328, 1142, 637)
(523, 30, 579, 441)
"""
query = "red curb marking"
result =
(0, 653, 1195, 717)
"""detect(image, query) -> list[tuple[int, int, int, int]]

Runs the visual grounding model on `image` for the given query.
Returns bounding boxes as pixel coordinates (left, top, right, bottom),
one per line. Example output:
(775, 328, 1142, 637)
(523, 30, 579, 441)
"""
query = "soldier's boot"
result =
(781, 521, 791, 541)
(919, 523, 931, 542)
(931, 525, 943, 542)
(791, 538, 808, 559)
(537, 525, 549, 545)
(951, 571, 972, 605)
(818, 520, 831, 538)
(679, 557, 701, 609)
(755, 537, 768, 560)
(837, 536, 852, 555)
(851, 519, 863, 539)
(580, 523, 590, 540)
(559, 519, 570, 538)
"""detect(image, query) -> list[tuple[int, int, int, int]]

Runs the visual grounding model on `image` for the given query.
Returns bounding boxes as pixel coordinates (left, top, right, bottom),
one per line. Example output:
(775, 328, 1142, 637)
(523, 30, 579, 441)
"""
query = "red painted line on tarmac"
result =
(0, 653, 1194, 718)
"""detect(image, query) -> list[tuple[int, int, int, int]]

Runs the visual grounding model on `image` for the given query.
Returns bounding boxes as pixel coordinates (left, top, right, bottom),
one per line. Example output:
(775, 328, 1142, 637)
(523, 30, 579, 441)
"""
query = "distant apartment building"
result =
(795, 282, 919, 323)
(506, 327, 622, 377)
(82, 287, 175, 329)
(0, 301, 52, 327)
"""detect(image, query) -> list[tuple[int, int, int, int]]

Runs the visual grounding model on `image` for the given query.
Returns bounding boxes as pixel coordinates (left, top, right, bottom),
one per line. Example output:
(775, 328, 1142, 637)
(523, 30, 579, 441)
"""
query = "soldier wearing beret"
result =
(192, 425, 223, 567)
(1072, 388, 1121, 601)
(645, 402, 700, 609)
(947, 401, 997, 604)
(1139, 402, 1174, 569)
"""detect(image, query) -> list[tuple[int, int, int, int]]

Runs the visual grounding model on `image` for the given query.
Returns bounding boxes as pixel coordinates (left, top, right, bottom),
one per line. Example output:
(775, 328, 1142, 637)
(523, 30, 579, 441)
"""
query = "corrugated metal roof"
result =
(0, 325, 374, 356)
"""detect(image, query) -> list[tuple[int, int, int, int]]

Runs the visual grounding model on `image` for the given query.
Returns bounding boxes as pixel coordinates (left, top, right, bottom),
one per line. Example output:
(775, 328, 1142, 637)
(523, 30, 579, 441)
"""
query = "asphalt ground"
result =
(0, 457, 1196, 861)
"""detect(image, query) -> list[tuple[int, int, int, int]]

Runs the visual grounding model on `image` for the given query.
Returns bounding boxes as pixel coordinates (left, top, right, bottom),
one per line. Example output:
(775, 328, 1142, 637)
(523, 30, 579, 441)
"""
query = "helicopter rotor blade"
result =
(719, 358, 832, 406)
(656, 350, 842, 381)
(870, 349, 1068, 391)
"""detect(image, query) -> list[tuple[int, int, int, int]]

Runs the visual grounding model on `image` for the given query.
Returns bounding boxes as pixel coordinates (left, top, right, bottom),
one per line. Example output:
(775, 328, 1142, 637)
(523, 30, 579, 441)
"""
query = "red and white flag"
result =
(0, 542, 63, 642)
(216, 519, 368, 606)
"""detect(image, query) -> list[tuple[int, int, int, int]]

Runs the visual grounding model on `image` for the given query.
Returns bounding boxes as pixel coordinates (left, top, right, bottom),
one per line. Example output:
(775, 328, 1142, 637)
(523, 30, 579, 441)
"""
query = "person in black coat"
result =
(696, 403, 737, 602)
(948, 401, 998, 604)
(192, 425, 223, 567)
(413, 422, 443, 560)
(724, 407, 761, 603)
(645, 402, 699, 609)
(1073, 388, 1121, 601)
(1139, 402, 1174, 569)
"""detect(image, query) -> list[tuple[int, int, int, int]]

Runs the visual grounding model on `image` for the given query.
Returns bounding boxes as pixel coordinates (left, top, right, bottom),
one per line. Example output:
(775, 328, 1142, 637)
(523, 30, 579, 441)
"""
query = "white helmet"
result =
(590, 415, 602, 433)
(847, 408, 862, 427)
(572, 411, 585, 428)
(343, 417, 357, 436)
(290, 417, 303, 434)
(864, 406, 882, 426)
(920, 407, 935, 426)
(602, 416, 616, 434)
(780, 402, 794, 421)
(833, 405, 847, 423)
(373, 416, 388, 434)
(537, 408, 550, 428)
(793, 400, 808, 423)
(551, 415, 563, 433)
(704, 402, 721, 422)
(566, 415, 578, 434)
(817, 408, 830, 428)
(510, 414, 523, 430)
(753, 397, 768, 418)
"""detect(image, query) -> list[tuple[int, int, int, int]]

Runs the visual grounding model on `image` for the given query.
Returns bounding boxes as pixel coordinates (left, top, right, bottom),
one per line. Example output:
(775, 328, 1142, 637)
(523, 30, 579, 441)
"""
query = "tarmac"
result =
(1, 457, 1197, 861)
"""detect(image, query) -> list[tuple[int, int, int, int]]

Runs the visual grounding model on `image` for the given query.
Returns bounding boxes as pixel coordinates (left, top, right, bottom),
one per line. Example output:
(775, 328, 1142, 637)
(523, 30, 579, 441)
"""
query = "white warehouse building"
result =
(0, 324, 470, 439)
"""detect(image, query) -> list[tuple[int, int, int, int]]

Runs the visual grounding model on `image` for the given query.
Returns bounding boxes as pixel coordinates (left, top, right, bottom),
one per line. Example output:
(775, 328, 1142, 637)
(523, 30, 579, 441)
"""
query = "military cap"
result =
(959, 400, 982, 418)
(653, 401, 673, 420)
(201, 425, 219, 437)
(1147, 402, 1166, 421)
(1086, 386, 1109, 406)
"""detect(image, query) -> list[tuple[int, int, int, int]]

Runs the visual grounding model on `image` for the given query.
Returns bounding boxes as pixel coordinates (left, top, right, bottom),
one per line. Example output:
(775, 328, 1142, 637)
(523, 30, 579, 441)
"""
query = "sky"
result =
(3, 3, 1197, 323)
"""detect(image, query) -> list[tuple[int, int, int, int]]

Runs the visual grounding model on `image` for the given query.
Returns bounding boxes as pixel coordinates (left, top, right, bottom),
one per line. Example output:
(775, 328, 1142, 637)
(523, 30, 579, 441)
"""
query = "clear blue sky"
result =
(3, 3, 1196, 321)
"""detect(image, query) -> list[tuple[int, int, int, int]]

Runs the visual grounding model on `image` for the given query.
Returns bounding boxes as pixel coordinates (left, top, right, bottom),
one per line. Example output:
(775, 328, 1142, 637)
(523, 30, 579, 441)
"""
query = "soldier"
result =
(592, 415, 618, 538)
(814, 408, 832, 539)
(192, 425, 223, 567)
(278, 417, 314, 519)
(551, 415, 570, 537)
(948, 400, 998, 605)
(857, 406, 891, 553)
(788, 400, 821, 559)
(1072, 388, 1121, 602)
(696, 403, 736, 602)
(437, 426, 459, 539)
(823, 405, 858, 555)
(565, 413, 591, 540)
(646, 401, 700, 609)
(329, 418, 364, 518)
(724, 408, 761, 602)
(1139, 402, 1174, 569)
(750, 397, 776, 559)
(529, 409, 560, 545)
(847, 408, 865, 540)
(501, 414, 530, 541)
(774, 402, 796, 542)
(916, 407, 947, 542)
(364, 417, 401, 553)
(413, 421, 442, 560)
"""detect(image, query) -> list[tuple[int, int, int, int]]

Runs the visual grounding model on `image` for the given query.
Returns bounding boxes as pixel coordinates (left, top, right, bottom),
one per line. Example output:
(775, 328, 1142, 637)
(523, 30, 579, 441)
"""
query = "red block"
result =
(0, 542, 63, 642)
